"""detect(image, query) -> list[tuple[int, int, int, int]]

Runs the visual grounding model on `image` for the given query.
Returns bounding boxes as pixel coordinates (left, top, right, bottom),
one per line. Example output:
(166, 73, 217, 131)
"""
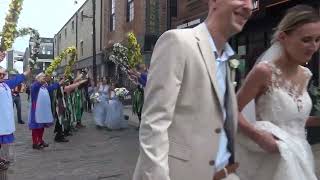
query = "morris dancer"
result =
(0, 65, 30, 169)
(54, 78, 87, 142)
(129, 64, 148, 130)
(29, 73, 64, 150)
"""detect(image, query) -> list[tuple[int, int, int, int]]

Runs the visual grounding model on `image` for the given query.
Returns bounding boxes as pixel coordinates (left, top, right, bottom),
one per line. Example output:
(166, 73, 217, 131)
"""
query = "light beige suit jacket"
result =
(133, 23, 238, 180)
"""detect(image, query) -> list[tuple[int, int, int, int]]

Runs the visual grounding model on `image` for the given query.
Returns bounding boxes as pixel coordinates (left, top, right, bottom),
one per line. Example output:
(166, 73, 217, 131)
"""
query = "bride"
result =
(236, 5, 320, 180)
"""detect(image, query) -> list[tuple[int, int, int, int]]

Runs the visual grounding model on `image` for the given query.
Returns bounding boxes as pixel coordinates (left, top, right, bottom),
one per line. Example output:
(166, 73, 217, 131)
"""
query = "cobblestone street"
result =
(5, 95, 140, 180)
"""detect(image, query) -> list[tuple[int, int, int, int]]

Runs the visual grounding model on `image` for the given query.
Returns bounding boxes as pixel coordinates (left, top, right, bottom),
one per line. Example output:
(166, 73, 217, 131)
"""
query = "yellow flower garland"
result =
(45, 46, 76, 77)
(127, 32, 143, 68)
(63, 47, 77, 78)
(0, 0, 24, 51)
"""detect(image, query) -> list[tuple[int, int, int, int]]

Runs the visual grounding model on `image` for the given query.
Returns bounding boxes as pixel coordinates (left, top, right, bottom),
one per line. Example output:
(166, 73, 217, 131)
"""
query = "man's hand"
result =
(23, 67, 32, 76)
(0, 51, 5, 62)
(59, 78, 66, 85)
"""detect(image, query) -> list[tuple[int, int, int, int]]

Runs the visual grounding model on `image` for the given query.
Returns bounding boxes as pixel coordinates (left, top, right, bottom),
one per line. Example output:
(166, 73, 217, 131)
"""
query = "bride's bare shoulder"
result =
(248, 62, 273, 82)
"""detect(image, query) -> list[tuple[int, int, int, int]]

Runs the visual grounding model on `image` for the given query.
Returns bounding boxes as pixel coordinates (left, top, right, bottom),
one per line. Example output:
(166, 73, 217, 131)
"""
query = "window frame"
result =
(127, 0, 134, 22)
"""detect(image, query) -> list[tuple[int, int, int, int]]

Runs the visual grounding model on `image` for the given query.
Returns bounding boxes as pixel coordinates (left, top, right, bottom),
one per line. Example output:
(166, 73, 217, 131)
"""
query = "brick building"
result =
(101, 0, 169, 84)
(54, 0, 169, 82)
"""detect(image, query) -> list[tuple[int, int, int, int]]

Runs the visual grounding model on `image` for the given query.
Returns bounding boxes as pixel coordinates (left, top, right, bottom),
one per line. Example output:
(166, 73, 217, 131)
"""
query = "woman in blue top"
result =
(0, 66, 30, 169)
(29, 73, 64, 150)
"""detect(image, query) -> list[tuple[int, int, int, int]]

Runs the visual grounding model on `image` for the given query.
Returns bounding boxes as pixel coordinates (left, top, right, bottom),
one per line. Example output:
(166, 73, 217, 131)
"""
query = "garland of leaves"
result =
(63, 47, 77, 78)
(16, 27, 40, 69)
(127, 32, 143, 68)
(109, 43, 129, 71)
(108, 32, 143, 80)
(0, 0, 24, 52)
(45, 46, 76, 77)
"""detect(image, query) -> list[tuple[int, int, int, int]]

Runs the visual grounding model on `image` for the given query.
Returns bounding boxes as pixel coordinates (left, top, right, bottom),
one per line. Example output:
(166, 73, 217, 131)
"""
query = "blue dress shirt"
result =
(204, 23, 235, 171)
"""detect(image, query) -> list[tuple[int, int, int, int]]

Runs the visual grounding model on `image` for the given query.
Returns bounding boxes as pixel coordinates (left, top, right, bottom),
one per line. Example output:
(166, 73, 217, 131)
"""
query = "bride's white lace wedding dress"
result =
(236, 61, 318, 180)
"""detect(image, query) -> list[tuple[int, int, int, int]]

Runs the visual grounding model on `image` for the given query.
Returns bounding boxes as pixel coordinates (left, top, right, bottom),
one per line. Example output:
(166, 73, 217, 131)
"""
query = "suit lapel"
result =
(194, 24, 224, 111)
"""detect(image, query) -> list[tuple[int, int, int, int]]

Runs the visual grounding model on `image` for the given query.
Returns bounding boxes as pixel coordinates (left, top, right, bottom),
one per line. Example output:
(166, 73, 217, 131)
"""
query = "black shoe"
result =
(0, 159, 9, 166)
(0, 161, 8, 171)
(18, 121, 25, 124)
(32, 144, 43, 150)
(55, 137, 69, 143)
(40, 142, 49, 148)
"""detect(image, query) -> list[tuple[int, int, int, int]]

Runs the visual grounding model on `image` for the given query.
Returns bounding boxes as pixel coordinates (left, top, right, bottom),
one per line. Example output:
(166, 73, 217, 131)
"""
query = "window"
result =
(65, 28, 67, 38)
(109, 0, 115, 31)
(127, 0, 134, 22)
(71, 20, 75, 32)
(80, 41, 84, 56)
(42, 47, 46, 54)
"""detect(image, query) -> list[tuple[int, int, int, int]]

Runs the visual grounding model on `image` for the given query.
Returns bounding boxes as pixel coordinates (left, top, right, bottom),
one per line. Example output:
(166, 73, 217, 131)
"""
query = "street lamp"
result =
(75, 0, 97, 86)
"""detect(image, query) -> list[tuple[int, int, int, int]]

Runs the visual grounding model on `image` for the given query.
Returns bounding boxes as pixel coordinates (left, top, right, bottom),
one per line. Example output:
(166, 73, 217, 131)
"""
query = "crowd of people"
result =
(0, 56, 149, 171)
(0, 65, 91, 170)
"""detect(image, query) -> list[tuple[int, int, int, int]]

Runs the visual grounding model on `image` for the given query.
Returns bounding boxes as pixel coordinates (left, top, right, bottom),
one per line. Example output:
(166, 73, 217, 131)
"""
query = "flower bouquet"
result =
(114, 87, 129, 101)
(90, 92, 101, 103)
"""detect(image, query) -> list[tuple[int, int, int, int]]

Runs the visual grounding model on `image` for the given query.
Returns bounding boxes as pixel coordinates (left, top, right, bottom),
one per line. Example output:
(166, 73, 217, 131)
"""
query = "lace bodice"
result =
(255, 61, 312, 138)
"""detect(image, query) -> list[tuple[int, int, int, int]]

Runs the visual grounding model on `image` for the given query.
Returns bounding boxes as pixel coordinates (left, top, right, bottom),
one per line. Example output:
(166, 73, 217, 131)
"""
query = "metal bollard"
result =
(0, 170, 8, 180)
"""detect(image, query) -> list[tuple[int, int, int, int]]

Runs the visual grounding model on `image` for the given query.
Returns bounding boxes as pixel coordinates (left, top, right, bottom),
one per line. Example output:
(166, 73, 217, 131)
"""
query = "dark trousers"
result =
(137, 89, 144, 125)
(54, 120, 64, 140)
(12, 95, 22, 123)
(87, 99, 92, 111)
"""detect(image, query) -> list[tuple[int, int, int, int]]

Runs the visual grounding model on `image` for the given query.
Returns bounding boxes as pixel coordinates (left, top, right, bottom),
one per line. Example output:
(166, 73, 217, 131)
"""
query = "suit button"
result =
(209, 160, 215, 166)
(215, 128, 221, 134)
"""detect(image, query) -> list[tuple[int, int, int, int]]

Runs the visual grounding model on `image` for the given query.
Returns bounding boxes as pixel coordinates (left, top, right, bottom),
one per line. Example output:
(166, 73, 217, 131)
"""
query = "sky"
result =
(0, 0, 87, 70)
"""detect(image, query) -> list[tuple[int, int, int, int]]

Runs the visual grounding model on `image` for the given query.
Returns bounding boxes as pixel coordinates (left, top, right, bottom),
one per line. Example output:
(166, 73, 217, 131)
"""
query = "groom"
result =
(133, 0, 252, 180)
